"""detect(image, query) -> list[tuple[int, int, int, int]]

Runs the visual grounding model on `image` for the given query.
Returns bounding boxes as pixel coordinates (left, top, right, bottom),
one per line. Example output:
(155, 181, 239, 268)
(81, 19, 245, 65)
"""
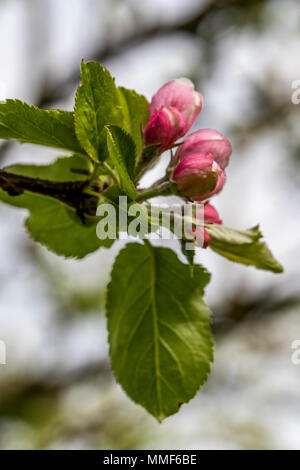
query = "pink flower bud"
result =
(190, 227, 211, 249)
(191, 164, 226, 202)
(145, 78, 203, 148)
(144, 106, 186, 149)
(173, 153, 219, 200)
(192, 204, 222, 248)
(204, 203, 222, 224)
(202, 203, 222, 247)
(175, 129, 232, 169)
(203, 229, 211, 248)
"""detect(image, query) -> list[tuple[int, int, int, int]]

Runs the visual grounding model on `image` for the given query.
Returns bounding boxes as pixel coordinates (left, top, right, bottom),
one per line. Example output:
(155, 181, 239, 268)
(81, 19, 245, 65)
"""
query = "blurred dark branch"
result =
(231, 78, 297, 148)
(0, 358, 110, 411)
(1, 290, 298, 409)
(36, 0, 251, 108)
(0, 0, 238, 163)
(0, 0, 266, 165)
(231, 102, 295, 151)
(213, 290, 300, 335)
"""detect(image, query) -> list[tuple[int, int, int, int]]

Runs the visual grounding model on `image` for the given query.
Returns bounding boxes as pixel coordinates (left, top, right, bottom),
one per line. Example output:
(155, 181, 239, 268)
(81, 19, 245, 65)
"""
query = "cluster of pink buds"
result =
(144, 78, 232, 203)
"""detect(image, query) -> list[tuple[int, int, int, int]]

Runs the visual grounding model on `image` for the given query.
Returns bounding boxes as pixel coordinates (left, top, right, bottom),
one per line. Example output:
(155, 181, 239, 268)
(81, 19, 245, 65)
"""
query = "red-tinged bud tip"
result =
(144, 106, 186, 149)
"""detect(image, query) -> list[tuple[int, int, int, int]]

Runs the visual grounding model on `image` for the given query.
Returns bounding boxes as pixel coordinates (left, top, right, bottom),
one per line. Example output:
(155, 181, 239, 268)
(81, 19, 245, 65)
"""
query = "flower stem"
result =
(136, 181, 171, 202)
(83, 189, 101, 199)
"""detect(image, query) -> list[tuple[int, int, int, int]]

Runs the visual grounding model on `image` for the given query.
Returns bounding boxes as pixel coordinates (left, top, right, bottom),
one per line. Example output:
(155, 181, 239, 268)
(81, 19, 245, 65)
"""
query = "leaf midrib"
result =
(145, 241, 163, 421)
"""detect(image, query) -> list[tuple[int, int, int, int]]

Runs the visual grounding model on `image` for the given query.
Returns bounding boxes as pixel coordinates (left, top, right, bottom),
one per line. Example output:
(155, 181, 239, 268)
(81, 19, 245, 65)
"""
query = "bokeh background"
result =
(0, 0, 300, 450)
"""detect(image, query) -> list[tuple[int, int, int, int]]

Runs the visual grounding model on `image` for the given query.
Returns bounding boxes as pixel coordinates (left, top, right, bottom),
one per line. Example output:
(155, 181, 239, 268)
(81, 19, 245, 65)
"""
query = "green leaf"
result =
(27, 197, 112, 258)
(5, 155, 93, 182)
(0, 100, 84, 154)
(179, 239, 195, 277)
(105, 125, 136, 179)
(105, 126, 137, 200)
(117, 87, 149, 157)
(205, 224, 262, 245)
(100, 184, 124, 205)
(74, 61, 122, 161)
(206, 224, 283, 273)
(0, 190, 111, 258)
(106, 242, 213, 421)
(0, 158, 112, 258)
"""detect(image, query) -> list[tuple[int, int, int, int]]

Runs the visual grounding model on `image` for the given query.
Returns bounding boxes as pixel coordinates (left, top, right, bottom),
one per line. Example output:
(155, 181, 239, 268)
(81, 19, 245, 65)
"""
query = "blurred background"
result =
(0, 0, 300, 450)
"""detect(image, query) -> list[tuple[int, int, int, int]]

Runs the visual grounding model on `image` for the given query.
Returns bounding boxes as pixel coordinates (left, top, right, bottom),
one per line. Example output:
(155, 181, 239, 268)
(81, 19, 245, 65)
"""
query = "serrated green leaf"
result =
(0, 100, 84, 154)
(0, 158, 112, 258)
(118, 87, 148, 157)
(106, 242, 213, 421)
(74, 61, 122, 161)
(206, 223, 283, 273)
(0, 189, 111, 258)
(105, 126, 137, 200)
(105, 125, 136, 178)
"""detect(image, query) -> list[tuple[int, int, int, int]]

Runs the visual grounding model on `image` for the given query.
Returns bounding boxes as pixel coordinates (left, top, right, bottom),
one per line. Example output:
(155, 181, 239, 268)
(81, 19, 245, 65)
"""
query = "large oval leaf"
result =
(106, 242, 213, 421)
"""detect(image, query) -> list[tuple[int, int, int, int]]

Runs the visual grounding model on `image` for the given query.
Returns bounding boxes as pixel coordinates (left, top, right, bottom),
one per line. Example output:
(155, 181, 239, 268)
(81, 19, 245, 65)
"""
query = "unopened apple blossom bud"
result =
(144, 106, 186, 149)
(191, 164, 226, 202)
(204, 203, 222, 224)
(192, 203, 222, 248)
(175, 129, 232, 169)
(144, 78, 203, 149)
(188, 226, 212, 249)
(173, 153, 224, 200)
